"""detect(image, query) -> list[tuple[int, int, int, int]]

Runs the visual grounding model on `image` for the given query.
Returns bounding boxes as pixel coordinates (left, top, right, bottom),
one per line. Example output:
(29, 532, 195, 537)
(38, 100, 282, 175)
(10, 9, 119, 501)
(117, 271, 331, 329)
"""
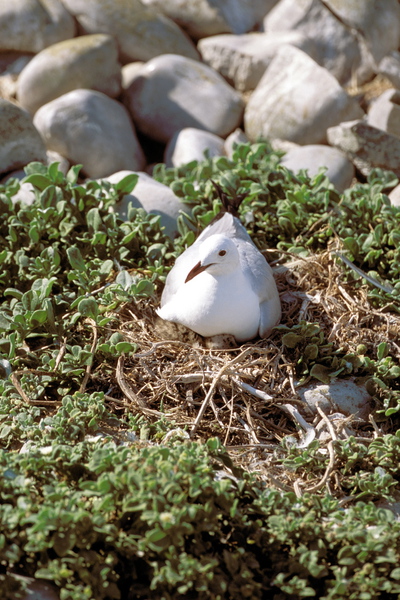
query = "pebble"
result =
(297, 379, 371, 420)
(17, 34, 121, 114)
(379, 51, 400, 89)
(124, 54, 244, 143)
(33, 89, 145, 178)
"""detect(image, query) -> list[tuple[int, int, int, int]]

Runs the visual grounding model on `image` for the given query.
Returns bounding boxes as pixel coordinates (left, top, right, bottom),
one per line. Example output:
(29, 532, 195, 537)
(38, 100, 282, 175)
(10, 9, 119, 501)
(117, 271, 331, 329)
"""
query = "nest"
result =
(98, 245, 400, 499)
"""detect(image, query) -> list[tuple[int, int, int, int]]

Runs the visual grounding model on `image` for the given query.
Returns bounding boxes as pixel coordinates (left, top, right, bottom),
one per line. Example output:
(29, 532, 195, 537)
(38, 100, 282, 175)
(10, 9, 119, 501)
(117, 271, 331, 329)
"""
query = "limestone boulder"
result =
(327, 119, 400, 178)
(33, 89, 145, 178)
(0, 100, 47, 175)
(106, 171, 187, 238)
(324, 0, 400, 66)
(263, 0, 369, 85)
(124, 54, 244, 144)
(198, 31, 317, 92)
(164, 128, 225, 167)
(244, 46, 363, 145)
(379, 52, 400, 90)
(61, 0, 199, 62)
(281, 144, 354, 193)
(0, 0, 76, 53)
(140, 0, 279, 39)
(367, 89, 400, 138)
(17, 34, 121, 114)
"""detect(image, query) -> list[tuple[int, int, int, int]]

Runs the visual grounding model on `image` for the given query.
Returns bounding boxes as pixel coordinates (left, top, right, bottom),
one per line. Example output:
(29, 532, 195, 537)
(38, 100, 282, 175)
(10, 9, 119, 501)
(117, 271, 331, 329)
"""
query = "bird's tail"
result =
(211, 180, 247, 218)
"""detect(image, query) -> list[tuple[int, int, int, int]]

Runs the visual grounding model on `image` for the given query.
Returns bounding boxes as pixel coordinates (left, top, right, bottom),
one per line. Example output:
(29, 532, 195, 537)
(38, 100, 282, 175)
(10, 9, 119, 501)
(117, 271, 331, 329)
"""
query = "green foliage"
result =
(0, 149, 400, 599)
(154, 144, 400, 306)
(1, 438, 400, 600)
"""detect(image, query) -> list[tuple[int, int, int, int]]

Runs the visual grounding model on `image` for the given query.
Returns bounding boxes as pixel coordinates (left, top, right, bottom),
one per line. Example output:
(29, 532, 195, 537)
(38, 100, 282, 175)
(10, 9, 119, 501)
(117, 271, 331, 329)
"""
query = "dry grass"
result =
(98, 246, 400, 497)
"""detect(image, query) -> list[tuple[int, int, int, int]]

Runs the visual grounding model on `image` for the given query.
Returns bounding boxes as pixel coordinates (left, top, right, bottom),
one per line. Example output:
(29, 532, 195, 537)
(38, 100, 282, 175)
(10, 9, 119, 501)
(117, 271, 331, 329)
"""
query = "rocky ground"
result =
(2, 0, 400, 234)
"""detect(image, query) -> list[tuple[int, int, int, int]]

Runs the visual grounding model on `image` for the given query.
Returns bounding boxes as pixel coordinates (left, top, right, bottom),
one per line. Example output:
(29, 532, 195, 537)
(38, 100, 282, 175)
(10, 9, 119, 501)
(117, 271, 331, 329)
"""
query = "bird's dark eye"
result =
(219, 250, 226, 256)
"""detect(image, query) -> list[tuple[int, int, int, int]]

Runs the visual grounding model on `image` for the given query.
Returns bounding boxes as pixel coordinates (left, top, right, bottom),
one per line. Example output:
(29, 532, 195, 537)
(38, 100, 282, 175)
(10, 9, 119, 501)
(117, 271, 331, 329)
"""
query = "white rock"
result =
(122, 62, 145, 89)
(33, 89, 145, 178)
(263, 0, 369, 85)
(244, 46, 363, 145)
(164, 128, 225, 167)
(327, 119, 400, 178)
(46, 150, 70, 174)
(61, 0, 199, 62)
(0, 99, 47, 174)
(298, 379, 371, 419)
(198, 31, 317, 91)
(281, 144, 354, 193)
(0, 55, 31, 101)
(224, 128, 249, 158)
(324, 0, 400, 65)
(379, 52, 400, 90)
(388, 184, 400, 208)
(17, 34, 122, 114)
(106, 171, 187, 238)
(0, 0, 76, 53)
(141, 0, 278, 38)
(124, 54, 244, 144)
(367, 89, 400, 138)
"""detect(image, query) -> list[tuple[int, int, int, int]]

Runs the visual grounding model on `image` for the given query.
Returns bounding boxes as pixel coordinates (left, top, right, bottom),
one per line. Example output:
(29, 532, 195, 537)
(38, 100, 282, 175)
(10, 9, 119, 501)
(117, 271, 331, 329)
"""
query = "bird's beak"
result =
(185, 261, 214, 283)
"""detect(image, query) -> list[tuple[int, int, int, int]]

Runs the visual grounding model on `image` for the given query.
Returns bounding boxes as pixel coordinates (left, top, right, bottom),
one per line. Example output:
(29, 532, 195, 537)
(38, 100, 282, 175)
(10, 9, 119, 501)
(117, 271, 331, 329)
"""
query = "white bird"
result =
(156, 186, 281, 342)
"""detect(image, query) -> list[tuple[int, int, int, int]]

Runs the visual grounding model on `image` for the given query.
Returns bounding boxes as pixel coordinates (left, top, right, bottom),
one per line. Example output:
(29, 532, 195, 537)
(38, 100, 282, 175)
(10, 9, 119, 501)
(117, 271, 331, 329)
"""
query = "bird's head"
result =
(185, 234, 239, 282)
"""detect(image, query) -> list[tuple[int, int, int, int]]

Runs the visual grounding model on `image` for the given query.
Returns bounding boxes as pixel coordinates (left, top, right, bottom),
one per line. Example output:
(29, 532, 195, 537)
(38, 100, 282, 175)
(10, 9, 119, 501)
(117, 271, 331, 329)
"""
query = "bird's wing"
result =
(160, 243, 200, 306)
(237, 237, 281, 337)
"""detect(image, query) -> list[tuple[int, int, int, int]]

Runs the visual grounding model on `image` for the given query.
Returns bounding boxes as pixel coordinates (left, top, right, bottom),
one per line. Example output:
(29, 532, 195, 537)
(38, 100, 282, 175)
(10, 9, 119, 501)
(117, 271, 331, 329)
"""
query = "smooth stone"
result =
(164, 128, 225, 167)
(17, 34, 121, 114)
(280, 144, 354, 192)
(327, 119, 400, 178)
(323, 0, 400, 65)
(12, 575, 59, 600)
(198, 31, 317, 91)
(106, 171, 187, 238)
(224, 128, 248, 158)
(367, 88, 400, 138)
(0, 54, 31, 101)
(46, 150, 70, 174)
(141, 0, 278, 39)
(244, 45, 363, 145)
(124, 54, 244, 144)
(263, 0, 368, 85)
(33, 89, 145, 178)
(0, 99, 47, 175)
(379, 52, 400, 90)
(297, 379, 371, 419)
(388, 184, 400, 207)
(61, 0, 199, 62)
(122, 62, 145, 89)
(2, 170, 36, 205)
(0, 0, 76, 53)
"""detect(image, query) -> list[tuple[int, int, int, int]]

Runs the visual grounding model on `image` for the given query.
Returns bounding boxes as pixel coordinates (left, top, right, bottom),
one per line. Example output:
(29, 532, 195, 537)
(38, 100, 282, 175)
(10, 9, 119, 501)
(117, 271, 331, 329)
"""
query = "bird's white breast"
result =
(157, 267, 260, 341)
